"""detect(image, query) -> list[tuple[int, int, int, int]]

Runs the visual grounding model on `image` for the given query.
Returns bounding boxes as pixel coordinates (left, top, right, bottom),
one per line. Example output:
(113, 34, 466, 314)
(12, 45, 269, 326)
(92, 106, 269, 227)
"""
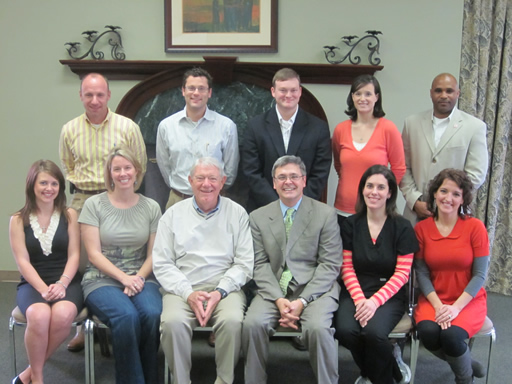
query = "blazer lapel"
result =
(268, 204, 287, 270)
(285, 197, 312, 255)
(435, 109, 464, 155)
(286, 108, 307, 155)
(266, 109, 286, 157)
(420, 112, 436, 155)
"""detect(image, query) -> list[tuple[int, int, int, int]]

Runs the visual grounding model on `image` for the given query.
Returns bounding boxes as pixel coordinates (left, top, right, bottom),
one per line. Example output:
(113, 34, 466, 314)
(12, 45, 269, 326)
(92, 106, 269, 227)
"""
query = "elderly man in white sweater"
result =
(153, 157, 254, 384)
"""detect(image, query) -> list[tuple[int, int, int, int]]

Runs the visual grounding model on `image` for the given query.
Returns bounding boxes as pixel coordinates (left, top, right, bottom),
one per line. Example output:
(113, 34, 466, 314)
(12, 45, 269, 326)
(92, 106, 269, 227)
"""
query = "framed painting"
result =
(165, 0, 278, 53)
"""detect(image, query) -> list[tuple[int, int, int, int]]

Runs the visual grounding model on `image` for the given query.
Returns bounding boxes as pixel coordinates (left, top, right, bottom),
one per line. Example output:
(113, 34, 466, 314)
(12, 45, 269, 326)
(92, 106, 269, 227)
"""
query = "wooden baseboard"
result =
(0, 270, 20, 283)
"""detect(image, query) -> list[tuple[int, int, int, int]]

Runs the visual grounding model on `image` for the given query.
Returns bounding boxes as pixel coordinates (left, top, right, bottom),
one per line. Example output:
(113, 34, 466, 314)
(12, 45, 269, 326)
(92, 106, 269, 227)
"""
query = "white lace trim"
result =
(29, 211, 60, 256)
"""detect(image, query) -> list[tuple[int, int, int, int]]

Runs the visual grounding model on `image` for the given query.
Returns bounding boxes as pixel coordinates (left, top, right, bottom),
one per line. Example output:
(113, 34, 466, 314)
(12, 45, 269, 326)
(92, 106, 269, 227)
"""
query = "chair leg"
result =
(9, 316, 17, 378)
(485, 329, 496, 384)
(164, 358, 170, 384)
(409, 334, 419, 384)
(84, 319, 95, 384)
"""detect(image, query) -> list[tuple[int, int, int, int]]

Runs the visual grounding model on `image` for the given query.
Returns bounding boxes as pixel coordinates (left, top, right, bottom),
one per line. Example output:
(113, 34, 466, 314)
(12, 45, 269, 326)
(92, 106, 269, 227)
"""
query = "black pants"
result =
(335, 295, 404, 384)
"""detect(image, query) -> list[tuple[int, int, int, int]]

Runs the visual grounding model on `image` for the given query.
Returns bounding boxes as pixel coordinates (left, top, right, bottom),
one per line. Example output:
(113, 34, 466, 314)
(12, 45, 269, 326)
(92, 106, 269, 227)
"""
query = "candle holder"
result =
(65, 25, 125, 60)
(323, 30, 382, 66)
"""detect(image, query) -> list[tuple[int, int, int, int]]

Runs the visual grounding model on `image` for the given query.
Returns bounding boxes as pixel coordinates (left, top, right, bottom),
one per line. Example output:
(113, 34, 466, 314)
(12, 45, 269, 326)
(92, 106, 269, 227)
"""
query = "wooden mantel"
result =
(60, 57, 383, 85)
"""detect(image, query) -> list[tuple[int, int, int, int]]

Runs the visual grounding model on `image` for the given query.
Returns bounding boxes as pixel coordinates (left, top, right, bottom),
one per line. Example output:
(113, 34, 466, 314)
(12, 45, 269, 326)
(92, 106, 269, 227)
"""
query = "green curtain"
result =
(459, 0, 512, 295)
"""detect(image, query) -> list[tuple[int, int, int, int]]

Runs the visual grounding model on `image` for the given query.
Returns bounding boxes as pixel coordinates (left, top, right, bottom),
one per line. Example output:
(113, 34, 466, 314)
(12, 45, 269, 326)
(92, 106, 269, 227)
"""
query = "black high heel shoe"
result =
(12, 375, 25, 384)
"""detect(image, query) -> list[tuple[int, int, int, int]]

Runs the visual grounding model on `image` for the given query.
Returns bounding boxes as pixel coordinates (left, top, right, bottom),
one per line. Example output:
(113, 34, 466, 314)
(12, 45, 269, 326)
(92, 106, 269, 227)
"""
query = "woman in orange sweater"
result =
(332, 75, 405, 228)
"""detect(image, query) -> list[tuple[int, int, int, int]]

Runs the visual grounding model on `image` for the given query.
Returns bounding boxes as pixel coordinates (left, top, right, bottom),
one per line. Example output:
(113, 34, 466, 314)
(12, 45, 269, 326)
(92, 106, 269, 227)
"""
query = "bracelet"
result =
(56, 280, 68, 289)
(137, 275, 145, 283)
(61, 274, 71, 281)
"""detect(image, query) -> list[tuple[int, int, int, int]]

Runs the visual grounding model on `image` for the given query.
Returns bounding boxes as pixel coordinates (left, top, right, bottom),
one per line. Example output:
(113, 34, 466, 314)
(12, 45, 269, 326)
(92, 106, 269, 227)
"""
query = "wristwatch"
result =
(214, 287, 228, 299)
(299, 297, 309, 308)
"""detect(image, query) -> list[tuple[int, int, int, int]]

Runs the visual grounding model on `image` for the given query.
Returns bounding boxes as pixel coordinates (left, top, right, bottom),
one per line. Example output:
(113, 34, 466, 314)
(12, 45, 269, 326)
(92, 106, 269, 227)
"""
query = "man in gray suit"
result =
(242, 155, 342, 384)
(400, 73, 488, 223)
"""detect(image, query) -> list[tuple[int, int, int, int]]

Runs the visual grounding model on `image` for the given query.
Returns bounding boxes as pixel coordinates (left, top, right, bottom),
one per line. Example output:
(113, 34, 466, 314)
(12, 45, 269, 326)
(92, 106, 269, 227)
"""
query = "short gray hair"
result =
(189, 157, 225, 177)
(271, 155, 306, 178)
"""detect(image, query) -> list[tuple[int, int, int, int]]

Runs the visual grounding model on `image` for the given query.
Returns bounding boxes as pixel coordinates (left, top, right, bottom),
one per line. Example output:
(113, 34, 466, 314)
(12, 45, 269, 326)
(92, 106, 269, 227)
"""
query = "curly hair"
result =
(426, 168, 474, 219)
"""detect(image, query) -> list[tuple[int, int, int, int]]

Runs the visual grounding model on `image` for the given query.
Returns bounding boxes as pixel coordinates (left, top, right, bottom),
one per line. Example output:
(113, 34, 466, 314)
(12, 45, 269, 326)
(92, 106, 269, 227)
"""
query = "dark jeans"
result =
(86, 283, 162, 384)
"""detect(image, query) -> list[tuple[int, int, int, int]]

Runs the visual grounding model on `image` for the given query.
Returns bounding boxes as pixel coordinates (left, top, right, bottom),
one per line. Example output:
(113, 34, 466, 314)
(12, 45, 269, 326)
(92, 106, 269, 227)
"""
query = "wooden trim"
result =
(60, 58, 383, 84)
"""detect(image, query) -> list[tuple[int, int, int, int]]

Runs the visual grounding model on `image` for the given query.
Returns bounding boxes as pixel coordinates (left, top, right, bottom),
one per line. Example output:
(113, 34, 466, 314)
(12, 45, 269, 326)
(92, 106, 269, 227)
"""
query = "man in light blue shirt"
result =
(156, 68, 239, 209)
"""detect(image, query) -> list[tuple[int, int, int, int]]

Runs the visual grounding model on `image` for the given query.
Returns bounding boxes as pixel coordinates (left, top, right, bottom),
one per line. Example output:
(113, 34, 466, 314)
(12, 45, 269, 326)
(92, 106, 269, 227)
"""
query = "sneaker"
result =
(393, 342, 411, 384)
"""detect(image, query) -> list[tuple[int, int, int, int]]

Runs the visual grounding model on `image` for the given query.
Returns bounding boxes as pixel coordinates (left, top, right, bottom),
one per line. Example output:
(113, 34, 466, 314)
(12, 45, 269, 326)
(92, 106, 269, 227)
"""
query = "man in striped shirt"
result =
(58, 72, 146, 351)
(59, 73, 147, 212)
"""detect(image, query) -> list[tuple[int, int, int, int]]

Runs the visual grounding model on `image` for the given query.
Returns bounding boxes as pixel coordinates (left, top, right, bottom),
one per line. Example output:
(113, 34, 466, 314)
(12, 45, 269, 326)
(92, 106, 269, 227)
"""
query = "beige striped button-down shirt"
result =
(59, 109, 147, 191)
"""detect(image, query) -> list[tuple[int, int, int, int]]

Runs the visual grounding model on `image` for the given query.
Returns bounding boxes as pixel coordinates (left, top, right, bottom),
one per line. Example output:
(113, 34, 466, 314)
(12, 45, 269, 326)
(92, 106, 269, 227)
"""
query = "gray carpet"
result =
(1, 281, 509, 383)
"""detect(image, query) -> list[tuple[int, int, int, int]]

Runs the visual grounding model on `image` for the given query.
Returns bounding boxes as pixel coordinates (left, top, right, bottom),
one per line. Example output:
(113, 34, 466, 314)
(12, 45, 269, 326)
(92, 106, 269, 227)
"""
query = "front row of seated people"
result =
(10, 148, 489, 384)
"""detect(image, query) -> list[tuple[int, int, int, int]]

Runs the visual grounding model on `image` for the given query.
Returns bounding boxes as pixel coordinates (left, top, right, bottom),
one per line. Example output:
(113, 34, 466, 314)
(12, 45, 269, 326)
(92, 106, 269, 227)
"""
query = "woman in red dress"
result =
(414, 169, 489, 384)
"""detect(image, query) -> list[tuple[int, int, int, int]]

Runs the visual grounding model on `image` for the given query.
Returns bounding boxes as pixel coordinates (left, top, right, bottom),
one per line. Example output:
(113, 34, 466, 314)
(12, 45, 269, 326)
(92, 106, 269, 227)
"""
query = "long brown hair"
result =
(16, 160, 68, 225)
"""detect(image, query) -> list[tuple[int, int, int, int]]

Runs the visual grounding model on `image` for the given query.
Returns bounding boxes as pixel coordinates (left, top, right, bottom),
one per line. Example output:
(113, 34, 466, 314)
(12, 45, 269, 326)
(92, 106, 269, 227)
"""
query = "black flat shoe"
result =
(12, 375, 24, 384)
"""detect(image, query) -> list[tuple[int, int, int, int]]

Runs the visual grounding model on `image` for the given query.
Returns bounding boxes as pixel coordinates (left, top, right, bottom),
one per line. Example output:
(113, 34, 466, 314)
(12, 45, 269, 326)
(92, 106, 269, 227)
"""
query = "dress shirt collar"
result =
(431, 106, 457, 125)
(84, 108, 112, 128)
(179, 106, 215, 124)
(276, 105, 299, 126)
(279, 198, 302, 221)
(431, 107, 457, 147)
(192, 195, 221, 218)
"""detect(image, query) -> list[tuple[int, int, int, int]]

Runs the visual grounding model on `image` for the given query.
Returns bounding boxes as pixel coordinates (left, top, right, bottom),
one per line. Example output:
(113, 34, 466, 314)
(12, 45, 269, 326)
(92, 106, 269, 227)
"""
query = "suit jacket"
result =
(242, 107, 332, 211)
(249, 196, 342, 303)
(400, 108, 488, 223)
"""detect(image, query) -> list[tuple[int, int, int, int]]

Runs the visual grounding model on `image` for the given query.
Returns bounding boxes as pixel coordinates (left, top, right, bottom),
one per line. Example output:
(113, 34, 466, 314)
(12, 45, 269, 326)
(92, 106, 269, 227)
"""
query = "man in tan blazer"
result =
(242, 155, 342, 384)
(400, 73, 488, 223)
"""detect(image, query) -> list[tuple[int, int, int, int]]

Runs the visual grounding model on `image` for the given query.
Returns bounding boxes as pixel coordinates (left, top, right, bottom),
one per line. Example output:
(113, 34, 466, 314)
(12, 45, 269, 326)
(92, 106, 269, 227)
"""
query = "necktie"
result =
(279, 208, 294, 295)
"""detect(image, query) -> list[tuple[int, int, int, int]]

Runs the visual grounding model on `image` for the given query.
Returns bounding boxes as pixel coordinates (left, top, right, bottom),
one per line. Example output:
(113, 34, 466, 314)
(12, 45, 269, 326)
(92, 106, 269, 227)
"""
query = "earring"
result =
(134, 181, 138, 186)
(111, 182, 115, 189)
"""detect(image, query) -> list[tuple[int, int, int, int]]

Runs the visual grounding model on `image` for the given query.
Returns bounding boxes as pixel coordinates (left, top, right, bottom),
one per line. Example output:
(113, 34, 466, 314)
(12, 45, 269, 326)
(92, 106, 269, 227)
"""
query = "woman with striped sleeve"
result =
(334, 165, 419, 384)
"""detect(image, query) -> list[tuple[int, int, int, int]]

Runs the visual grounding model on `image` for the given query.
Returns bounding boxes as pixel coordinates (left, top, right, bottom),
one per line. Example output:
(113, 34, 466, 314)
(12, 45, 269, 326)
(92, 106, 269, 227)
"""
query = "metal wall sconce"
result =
(323, 30, 382, 66)
(65, 26, 125, 60)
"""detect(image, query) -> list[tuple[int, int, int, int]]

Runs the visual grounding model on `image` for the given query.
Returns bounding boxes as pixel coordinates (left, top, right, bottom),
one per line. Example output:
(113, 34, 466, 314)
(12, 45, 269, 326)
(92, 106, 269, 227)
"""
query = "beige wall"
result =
(0, 0, 463, 271)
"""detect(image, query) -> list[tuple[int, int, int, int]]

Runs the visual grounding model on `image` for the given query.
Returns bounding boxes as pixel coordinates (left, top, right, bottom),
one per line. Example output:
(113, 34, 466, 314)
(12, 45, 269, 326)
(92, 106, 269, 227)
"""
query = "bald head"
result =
(80, 73, 109, 92)
(430, 73, 460, 118)
(79, 73, 111, 124)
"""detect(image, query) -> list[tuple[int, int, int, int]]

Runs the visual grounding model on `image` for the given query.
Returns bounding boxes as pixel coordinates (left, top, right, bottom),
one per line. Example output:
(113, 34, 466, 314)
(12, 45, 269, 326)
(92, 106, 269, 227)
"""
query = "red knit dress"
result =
(413, 217, 489, 337)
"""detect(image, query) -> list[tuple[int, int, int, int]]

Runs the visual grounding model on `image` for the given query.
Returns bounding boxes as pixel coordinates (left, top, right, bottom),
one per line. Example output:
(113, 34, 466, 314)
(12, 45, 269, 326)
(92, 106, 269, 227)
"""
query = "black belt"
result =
(74, 188, 106, 195)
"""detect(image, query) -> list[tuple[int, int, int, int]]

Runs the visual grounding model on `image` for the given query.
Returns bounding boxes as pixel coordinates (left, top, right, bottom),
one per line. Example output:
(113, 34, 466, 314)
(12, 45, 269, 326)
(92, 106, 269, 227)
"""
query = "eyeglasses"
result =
(184, 86, 209, 93)
(193, 175, 219, 183)
(274, 174, 304, 182)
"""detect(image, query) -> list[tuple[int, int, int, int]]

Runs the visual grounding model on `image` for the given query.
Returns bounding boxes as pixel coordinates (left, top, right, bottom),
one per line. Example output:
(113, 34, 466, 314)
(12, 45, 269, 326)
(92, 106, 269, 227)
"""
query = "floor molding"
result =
(0, 270, 20, 282)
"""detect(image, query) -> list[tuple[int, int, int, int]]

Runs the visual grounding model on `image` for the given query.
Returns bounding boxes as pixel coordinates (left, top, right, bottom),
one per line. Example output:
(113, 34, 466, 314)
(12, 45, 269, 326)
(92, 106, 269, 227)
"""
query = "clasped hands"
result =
(354, 298, 377, 327)
(188, 290, 222, 327)
(435, 304, 460, 329)
(42, 282, 66, 302)
(122, 275, 145, 297)
(275, 298, 304, 330)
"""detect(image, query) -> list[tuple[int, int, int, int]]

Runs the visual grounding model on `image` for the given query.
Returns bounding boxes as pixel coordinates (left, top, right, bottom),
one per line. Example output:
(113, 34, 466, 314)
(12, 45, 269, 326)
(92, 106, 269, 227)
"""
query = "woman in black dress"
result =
(9, 160, 82, 384)
(334, 165, 418, 384)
